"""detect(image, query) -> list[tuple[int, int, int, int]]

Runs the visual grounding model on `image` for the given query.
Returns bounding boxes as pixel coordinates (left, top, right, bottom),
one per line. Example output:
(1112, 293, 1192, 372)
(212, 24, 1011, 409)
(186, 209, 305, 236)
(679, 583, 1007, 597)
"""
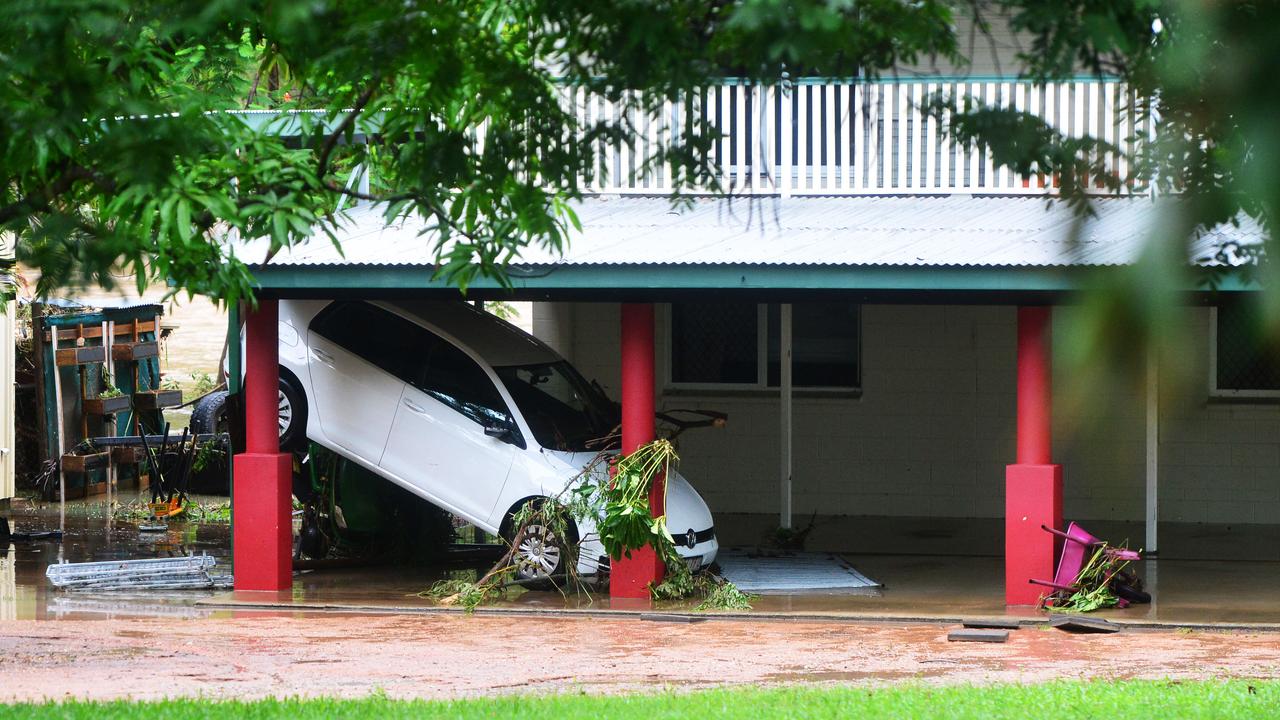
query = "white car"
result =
(269, 299, 718, 586)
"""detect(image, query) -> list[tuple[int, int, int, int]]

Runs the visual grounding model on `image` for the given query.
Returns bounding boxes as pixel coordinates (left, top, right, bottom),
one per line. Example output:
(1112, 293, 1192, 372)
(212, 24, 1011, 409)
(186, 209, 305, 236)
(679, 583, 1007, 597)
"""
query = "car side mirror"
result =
(481, 419, 525, 449)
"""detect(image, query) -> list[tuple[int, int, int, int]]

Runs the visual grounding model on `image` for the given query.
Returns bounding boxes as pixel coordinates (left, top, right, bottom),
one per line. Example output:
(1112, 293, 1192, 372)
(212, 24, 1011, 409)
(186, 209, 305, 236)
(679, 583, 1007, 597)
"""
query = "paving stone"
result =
(962, 619, 1021, 630)
(1049, 615, 1120, 634)
(947, 628, 1010, 643)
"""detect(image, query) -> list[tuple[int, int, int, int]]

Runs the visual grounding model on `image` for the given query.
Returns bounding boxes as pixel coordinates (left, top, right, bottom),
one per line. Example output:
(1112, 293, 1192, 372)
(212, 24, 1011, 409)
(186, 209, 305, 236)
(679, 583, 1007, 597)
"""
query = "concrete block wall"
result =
(1149, 308, 1280, 524)
(534, 302, 1280, 526)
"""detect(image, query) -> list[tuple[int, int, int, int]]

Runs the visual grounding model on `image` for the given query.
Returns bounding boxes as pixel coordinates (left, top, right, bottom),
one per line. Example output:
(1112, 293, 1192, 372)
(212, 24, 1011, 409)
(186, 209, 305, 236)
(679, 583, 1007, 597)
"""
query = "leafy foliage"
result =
(422, 577, 500, 613)
(1041, 541, 1139, 614)
(424, 439, 748, 610)
(7, 1, 1277, 398)
(1, 0, 962, 303)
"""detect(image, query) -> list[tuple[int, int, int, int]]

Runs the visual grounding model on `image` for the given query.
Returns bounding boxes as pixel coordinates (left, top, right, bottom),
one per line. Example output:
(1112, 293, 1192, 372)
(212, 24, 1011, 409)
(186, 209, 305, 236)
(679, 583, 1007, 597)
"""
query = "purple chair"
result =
(1029, 522, 1141, 596)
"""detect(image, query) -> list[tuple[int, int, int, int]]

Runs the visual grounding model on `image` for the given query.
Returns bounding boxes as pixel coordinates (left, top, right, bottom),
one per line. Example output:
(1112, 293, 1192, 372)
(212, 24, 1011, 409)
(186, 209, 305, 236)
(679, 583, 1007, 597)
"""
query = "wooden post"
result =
(50, 324, 65, 530)
(30, 303, 49, 464)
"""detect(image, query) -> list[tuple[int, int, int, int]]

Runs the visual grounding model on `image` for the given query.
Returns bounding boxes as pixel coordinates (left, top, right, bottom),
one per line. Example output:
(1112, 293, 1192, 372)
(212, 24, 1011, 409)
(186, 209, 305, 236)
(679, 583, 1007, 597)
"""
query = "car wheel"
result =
(278, 373, 307, 452)
(190, 390, 230, 435)
(505, 504, 578, 591)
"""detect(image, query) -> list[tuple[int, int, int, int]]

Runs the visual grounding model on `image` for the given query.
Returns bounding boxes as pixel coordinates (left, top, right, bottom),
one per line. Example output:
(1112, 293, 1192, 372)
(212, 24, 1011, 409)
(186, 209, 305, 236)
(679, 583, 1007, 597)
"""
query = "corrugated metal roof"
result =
(257, 195, 1263, 270)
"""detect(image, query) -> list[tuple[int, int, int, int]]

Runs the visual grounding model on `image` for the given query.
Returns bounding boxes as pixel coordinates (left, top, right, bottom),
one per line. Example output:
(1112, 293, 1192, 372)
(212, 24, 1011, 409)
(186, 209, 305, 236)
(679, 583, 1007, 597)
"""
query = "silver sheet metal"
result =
(716, 550, 882, 594)
(253, 196, 1262, 270)
(45, 555, 230, 592)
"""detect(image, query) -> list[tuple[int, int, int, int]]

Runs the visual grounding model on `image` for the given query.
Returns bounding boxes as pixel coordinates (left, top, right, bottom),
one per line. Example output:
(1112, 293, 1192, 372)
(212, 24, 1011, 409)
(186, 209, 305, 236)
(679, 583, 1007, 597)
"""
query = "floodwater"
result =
(6, 503, 1280, 701)
(0, 499, 509, 622)
(2, 507, 232, 622)
(10, 500, 1280, 628)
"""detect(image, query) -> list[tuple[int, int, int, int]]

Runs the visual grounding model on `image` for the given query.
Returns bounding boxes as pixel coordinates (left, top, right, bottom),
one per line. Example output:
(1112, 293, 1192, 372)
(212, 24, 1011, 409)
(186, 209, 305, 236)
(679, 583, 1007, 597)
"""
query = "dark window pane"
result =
(421, 340, 512, 427)
(496, 362, 616, 451)
(671, 303, 758, 384)
(1216, 301, 1280, 391)
(768, 303, 860, 388)
(309, 301, 424, 383)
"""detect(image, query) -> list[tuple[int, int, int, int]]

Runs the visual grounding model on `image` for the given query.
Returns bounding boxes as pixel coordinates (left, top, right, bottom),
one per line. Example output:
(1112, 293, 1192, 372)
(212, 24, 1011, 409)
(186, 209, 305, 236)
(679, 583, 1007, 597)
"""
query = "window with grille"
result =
(668, 302, 860, 391)
(1211, 301, 1280, 398)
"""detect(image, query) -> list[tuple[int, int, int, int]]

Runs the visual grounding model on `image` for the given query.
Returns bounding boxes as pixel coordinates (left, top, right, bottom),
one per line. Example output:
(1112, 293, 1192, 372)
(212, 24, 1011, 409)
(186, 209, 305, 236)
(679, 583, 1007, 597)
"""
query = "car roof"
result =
(384, 300, 561, 368)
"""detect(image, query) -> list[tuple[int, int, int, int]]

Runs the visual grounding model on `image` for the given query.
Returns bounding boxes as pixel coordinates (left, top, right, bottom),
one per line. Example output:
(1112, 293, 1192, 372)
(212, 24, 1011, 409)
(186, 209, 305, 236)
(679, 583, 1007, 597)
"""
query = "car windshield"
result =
(495, 361, 618, 452)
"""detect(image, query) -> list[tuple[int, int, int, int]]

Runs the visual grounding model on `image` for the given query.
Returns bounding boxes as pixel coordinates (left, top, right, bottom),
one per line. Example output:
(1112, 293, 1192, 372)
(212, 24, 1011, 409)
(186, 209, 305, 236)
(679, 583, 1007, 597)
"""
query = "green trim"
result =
(227, 302, 242, 395)
(251, 264, 1067, 292)
(787, 74, 1120, 85)
(249, 263, 1259, 297)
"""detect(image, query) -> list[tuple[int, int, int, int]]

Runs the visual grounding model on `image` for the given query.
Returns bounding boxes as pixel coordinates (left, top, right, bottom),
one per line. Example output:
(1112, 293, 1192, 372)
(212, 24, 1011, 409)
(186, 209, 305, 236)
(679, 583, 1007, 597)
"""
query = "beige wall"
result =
(897, 5, 1030, 79)
(534, 301, 1280, 526)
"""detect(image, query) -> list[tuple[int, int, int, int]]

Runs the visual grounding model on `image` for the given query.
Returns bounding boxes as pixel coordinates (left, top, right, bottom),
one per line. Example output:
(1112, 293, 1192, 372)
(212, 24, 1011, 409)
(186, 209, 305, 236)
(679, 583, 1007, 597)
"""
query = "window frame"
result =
(309, 300, 423, 384)
(311, 301, 525, 434)
(1208, 305, 1280, 401)
(662, 302, 862, 396)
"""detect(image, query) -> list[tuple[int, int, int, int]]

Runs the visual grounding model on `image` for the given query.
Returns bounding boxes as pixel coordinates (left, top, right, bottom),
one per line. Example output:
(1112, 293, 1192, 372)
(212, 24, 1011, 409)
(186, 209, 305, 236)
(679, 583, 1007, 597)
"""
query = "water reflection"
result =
(1, 544, 16, 621)
(5, 506, 231, 621)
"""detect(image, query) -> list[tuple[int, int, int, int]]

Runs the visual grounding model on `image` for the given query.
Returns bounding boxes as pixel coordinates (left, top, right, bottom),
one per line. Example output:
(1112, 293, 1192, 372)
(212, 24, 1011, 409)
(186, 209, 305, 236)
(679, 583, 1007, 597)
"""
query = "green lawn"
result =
(3, 681, 1277, 719)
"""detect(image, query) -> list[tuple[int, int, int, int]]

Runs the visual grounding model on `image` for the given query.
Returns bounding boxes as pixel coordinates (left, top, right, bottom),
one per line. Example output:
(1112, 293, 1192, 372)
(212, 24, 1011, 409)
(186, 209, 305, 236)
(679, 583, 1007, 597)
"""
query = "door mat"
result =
(715, 550, 882, 594)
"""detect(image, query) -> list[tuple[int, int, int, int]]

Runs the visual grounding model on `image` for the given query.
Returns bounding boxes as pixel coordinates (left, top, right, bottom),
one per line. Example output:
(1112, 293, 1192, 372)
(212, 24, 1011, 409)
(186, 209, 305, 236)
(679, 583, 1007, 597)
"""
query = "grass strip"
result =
(3, 680, 1279, 719)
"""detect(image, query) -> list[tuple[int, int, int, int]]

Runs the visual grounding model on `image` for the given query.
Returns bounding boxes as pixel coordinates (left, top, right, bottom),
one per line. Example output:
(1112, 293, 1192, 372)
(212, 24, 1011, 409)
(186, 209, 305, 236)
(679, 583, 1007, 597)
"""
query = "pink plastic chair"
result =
(1029, 522, 1141, 595)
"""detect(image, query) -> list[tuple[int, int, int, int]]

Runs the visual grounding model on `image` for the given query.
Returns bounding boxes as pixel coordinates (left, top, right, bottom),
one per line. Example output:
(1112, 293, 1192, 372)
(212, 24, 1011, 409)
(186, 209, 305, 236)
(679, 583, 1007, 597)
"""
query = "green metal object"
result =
(40, 305, 165, 467)
(248, 263, 1258, 296)
(226, 301, 242, 395)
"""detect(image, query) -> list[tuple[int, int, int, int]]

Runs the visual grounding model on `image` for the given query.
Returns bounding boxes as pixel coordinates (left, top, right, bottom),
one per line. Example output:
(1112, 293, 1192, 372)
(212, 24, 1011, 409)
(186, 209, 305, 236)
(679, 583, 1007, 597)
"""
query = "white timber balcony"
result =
(562, 78, 1153, 197)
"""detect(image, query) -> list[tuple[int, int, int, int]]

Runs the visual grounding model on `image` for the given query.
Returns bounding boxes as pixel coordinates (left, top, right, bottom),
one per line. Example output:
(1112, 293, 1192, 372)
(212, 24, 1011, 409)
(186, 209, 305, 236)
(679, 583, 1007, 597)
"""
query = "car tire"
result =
(190, 375, 307, 453)
(503, 501, 578, 591)
(277, 372, 307, 452)
(190, 390, 230, 436)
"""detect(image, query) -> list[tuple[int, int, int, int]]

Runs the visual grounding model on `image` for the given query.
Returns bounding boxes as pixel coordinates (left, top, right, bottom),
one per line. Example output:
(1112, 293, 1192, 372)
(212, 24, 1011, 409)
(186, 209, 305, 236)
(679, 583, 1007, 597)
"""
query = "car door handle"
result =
(310, 347, 334, 365)
(403, 398, 428, 415)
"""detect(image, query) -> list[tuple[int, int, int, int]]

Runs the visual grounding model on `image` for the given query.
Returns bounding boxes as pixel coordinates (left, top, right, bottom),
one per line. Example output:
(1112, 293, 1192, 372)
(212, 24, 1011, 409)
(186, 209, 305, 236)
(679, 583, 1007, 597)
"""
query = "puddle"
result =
(2, 505, 231, 621)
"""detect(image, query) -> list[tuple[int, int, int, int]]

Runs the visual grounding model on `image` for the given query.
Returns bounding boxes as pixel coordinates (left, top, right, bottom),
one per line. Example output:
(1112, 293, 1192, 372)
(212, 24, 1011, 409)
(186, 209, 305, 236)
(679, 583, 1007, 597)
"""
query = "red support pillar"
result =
(233, 299, 293, 592)
(1005, 306, 1063, 605)
(610, 303, 664, 600)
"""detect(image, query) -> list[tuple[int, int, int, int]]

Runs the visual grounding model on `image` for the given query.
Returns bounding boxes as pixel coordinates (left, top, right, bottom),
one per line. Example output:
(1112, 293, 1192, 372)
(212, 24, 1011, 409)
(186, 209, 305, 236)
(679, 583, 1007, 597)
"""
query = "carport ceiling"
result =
(246, 195, 1262, 302)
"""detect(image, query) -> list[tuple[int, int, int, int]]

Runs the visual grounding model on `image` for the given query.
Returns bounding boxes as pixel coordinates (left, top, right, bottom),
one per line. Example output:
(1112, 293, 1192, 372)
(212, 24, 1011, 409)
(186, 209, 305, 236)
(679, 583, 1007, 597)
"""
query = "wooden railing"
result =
(562, 78, 1154, 197)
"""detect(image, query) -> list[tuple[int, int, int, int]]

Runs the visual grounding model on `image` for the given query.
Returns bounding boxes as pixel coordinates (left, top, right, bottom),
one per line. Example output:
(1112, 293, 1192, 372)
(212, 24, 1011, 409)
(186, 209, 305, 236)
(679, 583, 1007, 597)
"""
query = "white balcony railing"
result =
(562, 79, 1153, 197)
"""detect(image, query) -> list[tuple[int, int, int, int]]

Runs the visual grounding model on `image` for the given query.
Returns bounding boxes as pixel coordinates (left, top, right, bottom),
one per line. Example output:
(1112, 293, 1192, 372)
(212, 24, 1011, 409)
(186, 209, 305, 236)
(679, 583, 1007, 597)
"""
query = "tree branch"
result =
(0, 163, 115, 227)
(315, 80, 380, 180)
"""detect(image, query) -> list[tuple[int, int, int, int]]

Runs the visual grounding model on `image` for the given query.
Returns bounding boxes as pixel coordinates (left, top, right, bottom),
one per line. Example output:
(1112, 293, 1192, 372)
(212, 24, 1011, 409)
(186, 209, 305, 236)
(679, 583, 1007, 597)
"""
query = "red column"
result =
(611, 303, 664, 599)
(1005, 306, 1063, 605)
(232, 299, 293, 592)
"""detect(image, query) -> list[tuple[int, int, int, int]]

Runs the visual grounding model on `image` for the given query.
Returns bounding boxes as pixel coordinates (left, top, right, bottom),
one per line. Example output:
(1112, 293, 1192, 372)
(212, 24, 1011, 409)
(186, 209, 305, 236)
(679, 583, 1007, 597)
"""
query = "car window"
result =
(496, 362, 616, 451)
(309, 301, 424, 383)
(417, 339, 513, 429)
(312, 301, 515, 431)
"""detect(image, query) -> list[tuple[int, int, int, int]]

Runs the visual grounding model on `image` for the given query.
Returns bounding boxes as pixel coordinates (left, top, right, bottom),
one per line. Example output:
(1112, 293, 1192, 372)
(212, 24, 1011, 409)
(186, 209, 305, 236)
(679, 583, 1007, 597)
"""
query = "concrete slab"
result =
(948, 628, 1009, 643)
(1050, 615, 1121, 634)
(962, 618, 1022, 630)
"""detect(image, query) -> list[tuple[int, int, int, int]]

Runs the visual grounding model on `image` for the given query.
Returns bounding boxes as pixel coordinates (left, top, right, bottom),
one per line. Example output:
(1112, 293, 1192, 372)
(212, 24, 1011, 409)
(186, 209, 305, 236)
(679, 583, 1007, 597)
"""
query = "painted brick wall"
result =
(534, 302, 1280, 525)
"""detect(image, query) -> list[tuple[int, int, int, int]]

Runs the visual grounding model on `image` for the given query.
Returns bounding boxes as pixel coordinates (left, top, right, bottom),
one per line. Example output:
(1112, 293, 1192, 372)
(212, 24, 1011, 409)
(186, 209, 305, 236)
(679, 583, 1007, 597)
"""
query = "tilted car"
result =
(229, 299, 718, 587)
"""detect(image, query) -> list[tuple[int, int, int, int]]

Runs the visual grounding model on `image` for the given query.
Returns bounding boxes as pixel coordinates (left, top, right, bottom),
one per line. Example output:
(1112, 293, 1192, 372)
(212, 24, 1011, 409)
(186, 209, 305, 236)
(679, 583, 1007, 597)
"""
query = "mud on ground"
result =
(2, 613, 1279, 701)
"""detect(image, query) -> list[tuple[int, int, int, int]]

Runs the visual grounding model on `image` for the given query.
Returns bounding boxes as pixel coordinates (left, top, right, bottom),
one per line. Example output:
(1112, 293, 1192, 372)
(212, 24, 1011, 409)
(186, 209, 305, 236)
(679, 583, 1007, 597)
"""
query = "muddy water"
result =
(2, 508, 232, 622)
(0, 500, 510, 623)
